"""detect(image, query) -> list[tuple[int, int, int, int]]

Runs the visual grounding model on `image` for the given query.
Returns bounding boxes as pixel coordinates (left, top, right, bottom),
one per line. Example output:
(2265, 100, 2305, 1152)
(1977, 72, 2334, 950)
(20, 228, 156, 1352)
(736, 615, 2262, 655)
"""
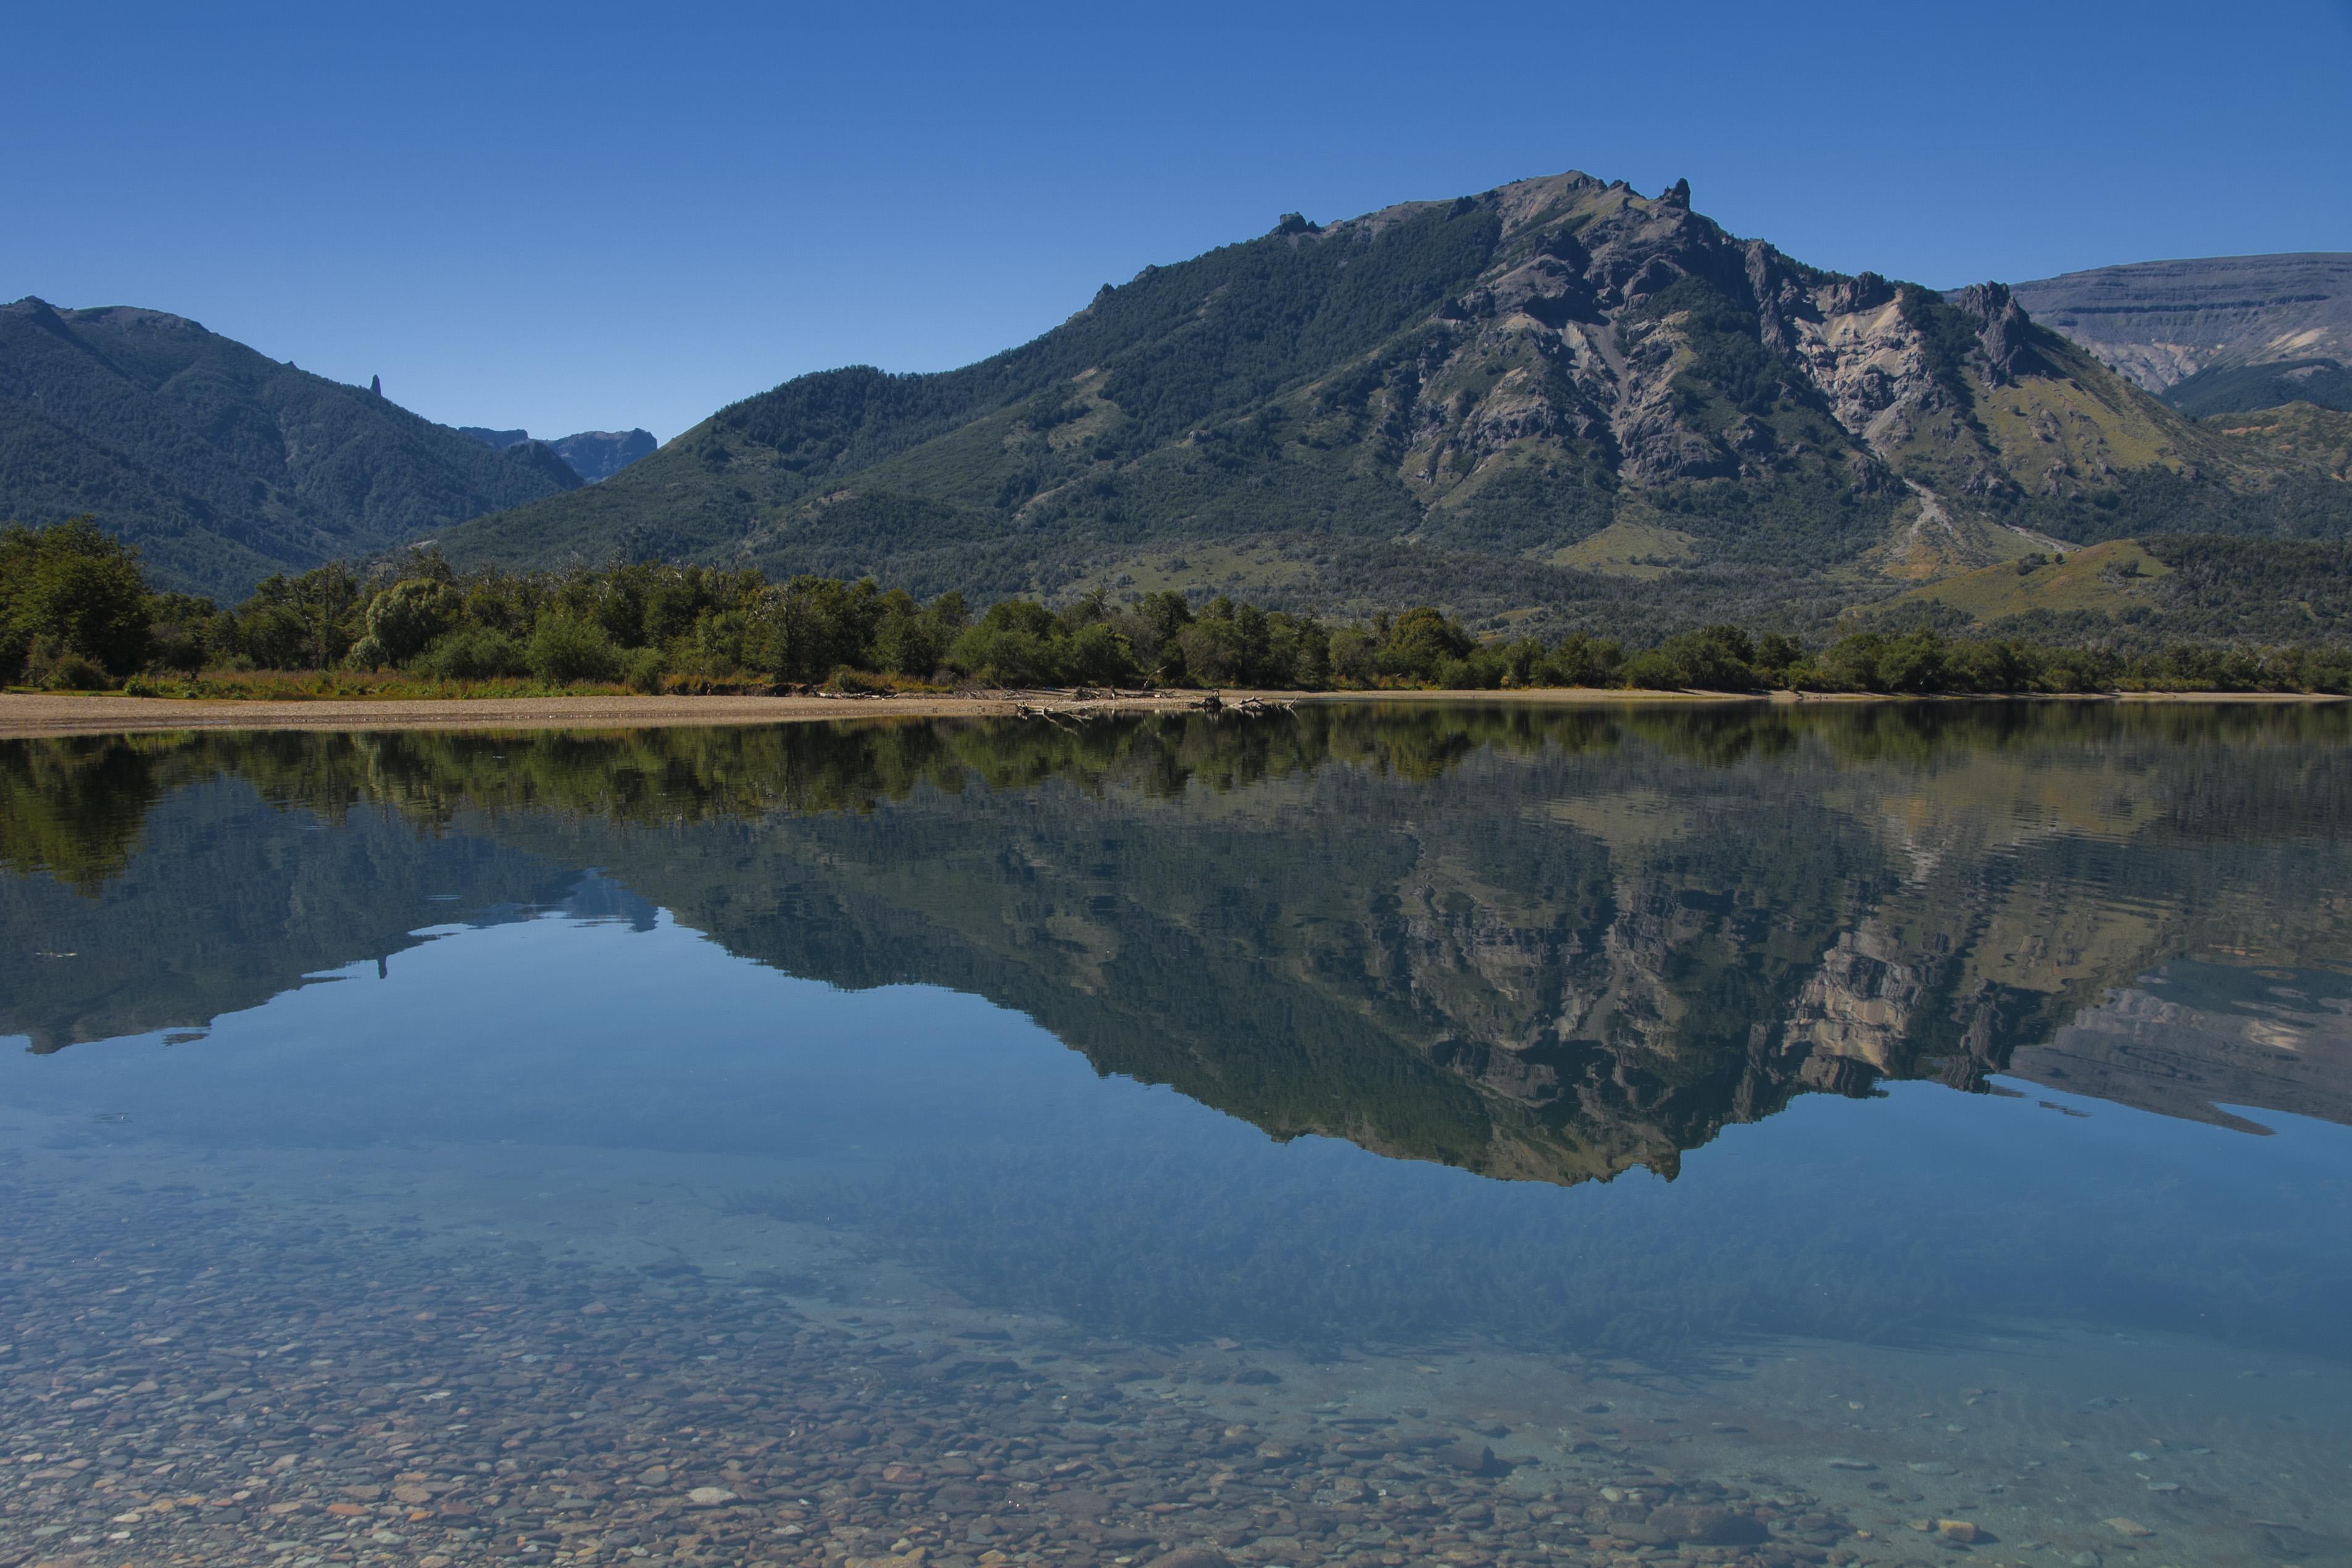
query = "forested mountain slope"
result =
(0, 299, 580, 596)
(442, 173, 2348, 625)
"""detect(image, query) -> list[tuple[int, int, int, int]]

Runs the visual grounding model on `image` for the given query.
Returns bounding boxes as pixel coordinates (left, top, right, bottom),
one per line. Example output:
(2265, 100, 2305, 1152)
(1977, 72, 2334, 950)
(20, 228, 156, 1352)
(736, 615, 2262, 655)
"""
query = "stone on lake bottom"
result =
(1643, 1503, 1766, 1546)
(1436, 1441, 1506, 1476)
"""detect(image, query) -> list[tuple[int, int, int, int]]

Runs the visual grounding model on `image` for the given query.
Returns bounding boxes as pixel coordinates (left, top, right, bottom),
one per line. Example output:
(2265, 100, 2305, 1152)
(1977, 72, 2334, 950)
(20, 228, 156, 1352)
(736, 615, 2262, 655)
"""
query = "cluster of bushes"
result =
(8, 516, 2352, 697)
(1624, 623, 2352, 695)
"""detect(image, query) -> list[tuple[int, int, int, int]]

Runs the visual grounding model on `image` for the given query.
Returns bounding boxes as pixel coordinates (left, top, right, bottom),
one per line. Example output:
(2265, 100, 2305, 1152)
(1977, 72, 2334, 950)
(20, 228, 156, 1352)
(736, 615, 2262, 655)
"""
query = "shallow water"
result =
(1, 705, 2348, 1568)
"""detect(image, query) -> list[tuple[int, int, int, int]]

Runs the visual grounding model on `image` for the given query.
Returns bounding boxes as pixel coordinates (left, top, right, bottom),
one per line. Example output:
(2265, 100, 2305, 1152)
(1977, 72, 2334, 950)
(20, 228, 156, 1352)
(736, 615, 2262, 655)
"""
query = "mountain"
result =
(0, 299, 581, 598)
(551, 428, 659, 481)
(460, 424, 660, 483)
(2010, 254, 2352, 415)
(2163, 359, 2352, 419)
(438, 173, 2350, 626)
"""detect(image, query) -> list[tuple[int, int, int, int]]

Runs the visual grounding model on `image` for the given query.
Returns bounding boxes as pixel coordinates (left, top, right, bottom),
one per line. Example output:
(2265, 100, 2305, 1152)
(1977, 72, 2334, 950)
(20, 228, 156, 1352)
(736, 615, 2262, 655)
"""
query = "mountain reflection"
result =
(5, 703, 2350, 1184)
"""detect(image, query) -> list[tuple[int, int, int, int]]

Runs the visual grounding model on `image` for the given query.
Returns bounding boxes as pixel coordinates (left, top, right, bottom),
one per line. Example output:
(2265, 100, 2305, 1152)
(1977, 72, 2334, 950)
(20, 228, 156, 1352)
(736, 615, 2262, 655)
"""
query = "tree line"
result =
(6, 516, 2352, 697)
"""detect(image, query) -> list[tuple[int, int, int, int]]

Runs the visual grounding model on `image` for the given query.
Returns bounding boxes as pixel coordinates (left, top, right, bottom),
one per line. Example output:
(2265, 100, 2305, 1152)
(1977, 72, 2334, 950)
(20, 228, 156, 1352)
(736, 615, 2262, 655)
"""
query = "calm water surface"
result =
(1, 704, 2348, 1568)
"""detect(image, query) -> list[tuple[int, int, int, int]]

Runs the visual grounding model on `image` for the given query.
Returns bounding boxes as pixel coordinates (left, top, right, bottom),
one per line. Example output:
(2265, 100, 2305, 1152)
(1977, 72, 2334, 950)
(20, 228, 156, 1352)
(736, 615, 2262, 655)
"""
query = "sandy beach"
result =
(0, 684, 2335, 738)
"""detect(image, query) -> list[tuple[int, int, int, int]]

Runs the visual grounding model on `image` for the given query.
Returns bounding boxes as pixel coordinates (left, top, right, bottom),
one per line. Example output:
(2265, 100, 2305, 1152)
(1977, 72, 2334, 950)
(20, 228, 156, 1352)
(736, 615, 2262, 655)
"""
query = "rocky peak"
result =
(1950, 281, 2051, 386)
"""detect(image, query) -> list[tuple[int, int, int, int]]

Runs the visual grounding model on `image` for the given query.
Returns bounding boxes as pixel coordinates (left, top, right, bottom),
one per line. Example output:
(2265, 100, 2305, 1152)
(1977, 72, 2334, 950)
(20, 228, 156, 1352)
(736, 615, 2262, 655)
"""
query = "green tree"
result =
(1375, 607, 1474, 684)
(1539, 632, 1626, 688)
(1066, 621, 1139, 686)
(145, 591, 217, 676)
(1624, 626, 1760, 692)
(947, 600, 1066, 687)
(230, 563, 363, 669)
(0, 518, 152, 681)
(364, 578, 462, 665)
(751, 576, 887, 684)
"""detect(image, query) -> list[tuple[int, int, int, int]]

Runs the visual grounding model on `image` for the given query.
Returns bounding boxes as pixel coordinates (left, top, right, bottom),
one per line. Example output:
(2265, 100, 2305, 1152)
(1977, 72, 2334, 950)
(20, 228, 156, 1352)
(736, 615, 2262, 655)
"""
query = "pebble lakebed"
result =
(1, 1125, 2335, 1568)
(0, 1173, 1845, 1568)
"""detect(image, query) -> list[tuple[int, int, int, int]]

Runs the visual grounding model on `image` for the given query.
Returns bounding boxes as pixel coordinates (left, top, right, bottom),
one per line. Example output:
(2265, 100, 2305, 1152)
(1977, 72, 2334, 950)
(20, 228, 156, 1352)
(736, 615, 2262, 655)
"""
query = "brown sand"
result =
(0, 686, 1752, 738)
(0, 685, 2332, 739)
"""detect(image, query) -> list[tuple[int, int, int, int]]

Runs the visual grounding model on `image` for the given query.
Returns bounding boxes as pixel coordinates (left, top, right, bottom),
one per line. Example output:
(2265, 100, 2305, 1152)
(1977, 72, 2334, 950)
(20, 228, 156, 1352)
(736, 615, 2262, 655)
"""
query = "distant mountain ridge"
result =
(2011, 254, 2352, 416)
(438, 173, 2350, 624)
(0, 299, 580, 597)
(460, 425, 659, 483)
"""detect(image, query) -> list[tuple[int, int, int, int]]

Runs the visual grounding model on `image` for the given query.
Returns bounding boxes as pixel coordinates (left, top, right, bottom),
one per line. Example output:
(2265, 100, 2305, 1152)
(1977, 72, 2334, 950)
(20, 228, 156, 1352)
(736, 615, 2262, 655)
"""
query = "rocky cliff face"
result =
(1350, 175, 2021, 497)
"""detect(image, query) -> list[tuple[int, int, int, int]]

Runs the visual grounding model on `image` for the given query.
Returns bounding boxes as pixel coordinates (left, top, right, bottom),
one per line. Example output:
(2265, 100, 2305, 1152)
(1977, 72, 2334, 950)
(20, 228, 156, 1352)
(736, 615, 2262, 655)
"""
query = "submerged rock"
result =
(1436, 1440, 1508, 1476)
(1144, 1550, 1234, 1568)
(1643, 1502, 1766, 1545)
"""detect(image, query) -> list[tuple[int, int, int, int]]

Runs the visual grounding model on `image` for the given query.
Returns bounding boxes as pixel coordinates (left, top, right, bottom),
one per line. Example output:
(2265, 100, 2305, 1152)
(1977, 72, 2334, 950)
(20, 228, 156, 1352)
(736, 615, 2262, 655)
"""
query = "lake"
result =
(1, 703, 2347, 1568)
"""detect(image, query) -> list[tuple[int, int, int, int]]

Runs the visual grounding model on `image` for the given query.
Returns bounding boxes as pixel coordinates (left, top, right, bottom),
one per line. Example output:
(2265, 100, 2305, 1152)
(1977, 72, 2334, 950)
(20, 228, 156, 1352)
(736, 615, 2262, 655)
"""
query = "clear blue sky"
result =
(8, 1, 2348, 441)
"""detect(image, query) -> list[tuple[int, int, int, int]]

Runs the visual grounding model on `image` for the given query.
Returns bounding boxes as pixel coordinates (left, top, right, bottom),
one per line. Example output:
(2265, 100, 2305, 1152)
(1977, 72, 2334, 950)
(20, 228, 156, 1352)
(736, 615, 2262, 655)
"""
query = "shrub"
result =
(416, 626, 525, 681)
(622, 647, 667, 695)
(826, 665, 897, 694)
(27, 636, 112, 691)
(526, 616, 623, 685)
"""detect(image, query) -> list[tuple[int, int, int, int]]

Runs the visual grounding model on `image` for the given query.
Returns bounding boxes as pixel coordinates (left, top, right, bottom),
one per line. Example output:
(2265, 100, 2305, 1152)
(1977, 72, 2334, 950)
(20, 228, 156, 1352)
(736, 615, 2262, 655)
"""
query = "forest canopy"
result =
(4, 518, 2352, 698)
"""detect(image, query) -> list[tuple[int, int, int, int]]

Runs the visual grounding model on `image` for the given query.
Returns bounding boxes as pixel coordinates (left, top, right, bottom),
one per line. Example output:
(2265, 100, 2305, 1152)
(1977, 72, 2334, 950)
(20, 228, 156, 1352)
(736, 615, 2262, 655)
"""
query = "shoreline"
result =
(0, 685, 2340, 739)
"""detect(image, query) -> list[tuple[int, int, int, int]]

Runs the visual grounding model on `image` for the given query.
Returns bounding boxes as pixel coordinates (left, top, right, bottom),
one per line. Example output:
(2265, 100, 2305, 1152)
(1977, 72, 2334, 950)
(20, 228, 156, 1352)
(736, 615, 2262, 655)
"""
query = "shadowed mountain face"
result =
(460, 425, 659, 483)
(4, 705, 2349, 1187)
(0, 300, 581, 597)
(550, 428, 659, 481)
(440, 176, 2350, 621)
